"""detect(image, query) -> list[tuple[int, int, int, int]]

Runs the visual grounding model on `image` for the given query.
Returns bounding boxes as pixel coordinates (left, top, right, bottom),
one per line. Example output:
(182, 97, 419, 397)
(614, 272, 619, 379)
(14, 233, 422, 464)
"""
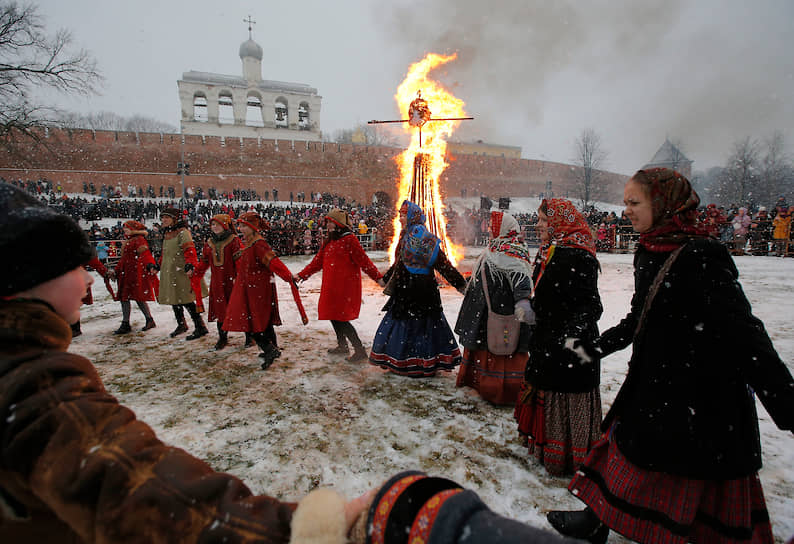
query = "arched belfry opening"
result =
(246, 92, 264, 126)
(298, 101, 310, 130)
(193, 93, 208, 122)
(275, 97, 288, 128)
(218, 91, 234, 124)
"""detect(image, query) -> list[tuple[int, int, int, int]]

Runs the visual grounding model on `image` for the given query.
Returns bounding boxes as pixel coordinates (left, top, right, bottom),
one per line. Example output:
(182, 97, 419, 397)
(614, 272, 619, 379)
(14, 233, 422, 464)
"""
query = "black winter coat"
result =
(454, 261, 532, 353)
(524, 247, 603, 393)
(599, 239, 794, 479)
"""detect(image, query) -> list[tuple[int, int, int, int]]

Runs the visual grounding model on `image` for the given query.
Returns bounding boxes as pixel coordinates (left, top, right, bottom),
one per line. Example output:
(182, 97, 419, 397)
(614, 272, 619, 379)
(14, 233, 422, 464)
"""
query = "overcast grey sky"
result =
(35, 0, 794, 175)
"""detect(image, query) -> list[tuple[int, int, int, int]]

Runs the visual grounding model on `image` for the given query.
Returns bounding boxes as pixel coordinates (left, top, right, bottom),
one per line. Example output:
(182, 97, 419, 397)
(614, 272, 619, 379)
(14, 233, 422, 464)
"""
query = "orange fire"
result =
(389, 53, 466, 265)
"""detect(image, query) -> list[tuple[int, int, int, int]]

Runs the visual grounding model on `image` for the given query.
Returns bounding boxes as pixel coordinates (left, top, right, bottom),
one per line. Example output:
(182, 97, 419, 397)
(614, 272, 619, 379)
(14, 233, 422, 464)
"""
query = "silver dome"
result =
(239, 39, 263, 61)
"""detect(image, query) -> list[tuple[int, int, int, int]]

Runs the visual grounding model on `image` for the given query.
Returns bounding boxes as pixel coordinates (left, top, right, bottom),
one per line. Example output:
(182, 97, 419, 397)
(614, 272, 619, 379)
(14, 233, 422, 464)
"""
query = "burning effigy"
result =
(369, 53, 472, 265)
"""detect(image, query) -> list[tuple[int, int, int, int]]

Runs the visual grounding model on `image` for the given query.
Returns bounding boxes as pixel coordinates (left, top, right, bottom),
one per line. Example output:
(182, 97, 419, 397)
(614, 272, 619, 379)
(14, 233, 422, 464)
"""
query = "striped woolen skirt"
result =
(369, 309, 462, 377)
(456, 348, 527, 406)
(514, 384, 602, 476)
(568, 430, 774, 543)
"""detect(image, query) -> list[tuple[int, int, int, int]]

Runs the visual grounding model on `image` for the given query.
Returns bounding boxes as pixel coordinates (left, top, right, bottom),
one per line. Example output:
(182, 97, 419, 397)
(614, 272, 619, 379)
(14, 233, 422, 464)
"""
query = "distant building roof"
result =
(449, 139, 522, 152)
(180, 71, 318, 95)
(644, 138, 692, 169)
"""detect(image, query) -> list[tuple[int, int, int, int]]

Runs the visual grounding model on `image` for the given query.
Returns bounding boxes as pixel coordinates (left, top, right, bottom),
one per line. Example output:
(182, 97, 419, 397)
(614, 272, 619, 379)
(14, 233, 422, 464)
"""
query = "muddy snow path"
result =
(72, 252, 794, 542)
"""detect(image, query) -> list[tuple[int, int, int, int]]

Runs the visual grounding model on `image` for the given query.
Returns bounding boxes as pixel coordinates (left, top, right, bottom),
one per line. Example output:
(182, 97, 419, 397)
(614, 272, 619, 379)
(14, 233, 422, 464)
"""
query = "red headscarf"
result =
(533, 198, 596, 288)
(633, 168, 710, 252)
(541, 198, 596, 256)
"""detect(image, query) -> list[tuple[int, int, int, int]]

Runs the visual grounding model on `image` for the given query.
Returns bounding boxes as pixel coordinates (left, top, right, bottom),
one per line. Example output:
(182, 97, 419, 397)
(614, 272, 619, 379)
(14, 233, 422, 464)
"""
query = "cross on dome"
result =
(243, 15, 256, 39)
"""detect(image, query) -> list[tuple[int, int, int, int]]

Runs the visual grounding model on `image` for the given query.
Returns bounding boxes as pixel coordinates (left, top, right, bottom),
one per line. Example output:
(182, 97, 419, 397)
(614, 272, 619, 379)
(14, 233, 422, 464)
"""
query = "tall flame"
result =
(389, 53, 466, 265)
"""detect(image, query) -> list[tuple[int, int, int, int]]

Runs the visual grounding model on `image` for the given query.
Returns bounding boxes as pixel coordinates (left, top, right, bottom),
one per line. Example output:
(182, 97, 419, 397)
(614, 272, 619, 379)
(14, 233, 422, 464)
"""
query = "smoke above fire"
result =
(380, 0, 794, 173)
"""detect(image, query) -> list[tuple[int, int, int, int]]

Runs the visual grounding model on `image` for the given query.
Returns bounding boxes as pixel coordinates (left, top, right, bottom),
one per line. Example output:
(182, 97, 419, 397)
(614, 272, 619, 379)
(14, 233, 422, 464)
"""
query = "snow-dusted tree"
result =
(571, 127, 609, 209)
(758, 131, 793, 207)
(716, 137, 760, 207)
(330, 124, 400, 147)
(0, 1, 101, 150)
(58, 110, 176, 133)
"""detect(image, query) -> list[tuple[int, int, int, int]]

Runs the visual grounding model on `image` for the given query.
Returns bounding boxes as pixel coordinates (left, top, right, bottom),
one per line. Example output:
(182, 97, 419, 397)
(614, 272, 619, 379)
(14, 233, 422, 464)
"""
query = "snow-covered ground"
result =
(71, 247, 794, 543)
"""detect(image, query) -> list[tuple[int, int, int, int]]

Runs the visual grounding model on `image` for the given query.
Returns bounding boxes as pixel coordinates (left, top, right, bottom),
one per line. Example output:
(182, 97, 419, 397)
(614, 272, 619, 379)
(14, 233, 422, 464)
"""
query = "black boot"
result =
(71, 321, 82, 338)
(547, 508, 608, 544)
(141, 318, 156, 331)
(170, 318, 188, 338)
(258, 343, 281, 370)
(346, 346, 368, 362)
(114, 321, 132, 335)
(185, 302, 210, 340)
(186, 315, 209, 340)
(244, 332, 254, 348)
(214, 328, 228, 350)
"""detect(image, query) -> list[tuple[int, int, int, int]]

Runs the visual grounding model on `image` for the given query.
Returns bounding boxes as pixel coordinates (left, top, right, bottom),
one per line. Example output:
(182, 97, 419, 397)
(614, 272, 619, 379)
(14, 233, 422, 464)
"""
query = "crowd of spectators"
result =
(5, 177, 793, 260)
(2, 178, 395, 263)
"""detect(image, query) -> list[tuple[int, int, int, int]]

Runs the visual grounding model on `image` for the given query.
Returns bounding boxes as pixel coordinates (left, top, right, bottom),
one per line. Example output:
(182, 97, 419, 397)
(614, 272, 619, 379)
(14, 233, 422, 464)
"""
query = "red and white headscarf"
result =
(470, 210, 533, 295)
(533, 199, 596, 288)
(541, 198, 596, 256)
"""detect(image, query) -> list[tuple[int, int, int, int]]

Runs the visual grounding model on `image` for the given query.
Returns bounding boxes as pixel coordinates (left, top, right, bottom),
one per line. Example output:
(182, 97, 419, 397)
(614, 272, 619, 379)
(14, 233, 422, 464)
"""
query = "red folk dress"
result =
(222, 236, 292, 333)
(115, 234, 158, 302)
(297, 232, 381, 321)
(195, 234, 241, 324)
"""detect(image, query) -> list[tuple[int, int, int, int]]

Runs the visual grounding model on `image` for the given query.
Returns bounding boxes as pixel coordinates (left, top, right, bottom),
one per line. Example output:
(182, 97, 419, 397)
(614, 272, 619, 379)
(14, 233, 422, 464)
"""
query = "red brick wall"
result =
(0, 128, 627, 204)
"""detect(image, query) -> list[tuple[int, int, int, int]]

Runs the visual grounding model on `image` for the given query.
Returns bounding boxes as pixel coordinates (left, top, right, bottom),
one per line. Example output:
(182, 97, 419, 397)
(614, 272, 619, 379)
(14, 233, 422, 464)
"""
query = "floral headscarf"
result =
(398, 200, 440, 275)
(470, 211, 533, 295)
(532, 199, 596, 288)
(541, 198, 596, 256)
(632, 168, 710, 252)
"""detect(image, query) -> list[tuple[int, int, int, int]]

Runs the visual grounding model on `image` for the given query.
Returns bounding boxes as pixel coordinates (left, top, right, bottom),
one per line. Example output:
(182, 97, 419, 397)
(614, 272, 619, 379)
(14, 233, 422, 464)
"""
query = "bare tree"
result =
(124, 114, 176, 134)
(716, 137, 760, 207)
(571, 128, 609, 209)
(0, 1, 101, 148)
(758, 131, 793, 206)
(330, 123, 400, 147)
(58, 111, 176, 133)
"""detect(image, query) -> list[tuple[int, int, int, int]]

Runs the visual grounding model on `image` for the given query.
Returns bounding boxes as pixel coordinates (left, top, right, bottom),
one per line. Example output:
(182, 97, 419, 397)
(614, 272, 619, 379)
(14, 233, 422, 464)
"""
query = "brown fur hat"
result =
(123, 220, 147, 232)
(236, 212, 268, 232)
(210, 214, 233, 231)
(325, 209, 351, 230)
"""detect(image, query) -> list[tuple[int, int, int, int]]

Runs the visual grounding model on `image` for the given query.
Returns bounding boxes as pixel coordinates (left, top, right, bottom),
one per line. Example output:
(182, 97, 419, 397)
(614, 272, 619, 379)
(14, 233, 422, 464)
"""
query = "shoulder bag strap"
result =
(633, 244, 686, 342)
(480, 264, 493, 313)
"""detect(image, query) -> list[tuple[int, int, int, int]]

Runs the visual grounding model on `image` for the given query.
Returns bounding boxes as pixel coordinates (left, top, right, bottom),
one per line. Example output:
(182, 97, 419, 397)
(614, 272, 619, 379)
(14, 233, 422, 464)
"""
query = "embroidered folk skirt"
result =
(456, 348, 527, 405)
(569, 430, 774, 543)
(369, 309, 462, 377)
(514, 384, 602, 476)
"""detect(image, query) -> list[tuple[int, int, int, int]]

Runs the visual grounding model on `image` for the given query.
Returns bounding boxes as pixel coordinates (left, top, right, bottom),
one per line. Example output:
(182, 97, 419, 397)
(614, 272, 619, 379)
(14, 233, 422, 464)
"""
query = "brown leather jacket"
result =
(0, 299, 297, 543)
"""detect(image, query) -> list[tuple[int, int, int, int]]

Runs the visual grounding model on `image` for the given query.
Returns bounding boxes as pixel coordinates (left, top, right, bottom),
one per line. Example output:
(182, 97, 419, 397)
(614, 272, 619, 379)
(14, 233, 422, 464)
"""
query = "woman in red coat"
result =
(296, 209, 383, 362)
(195, 214, 242, 350)
(223, 212, 294, 369)
(110, 220, 158, 334)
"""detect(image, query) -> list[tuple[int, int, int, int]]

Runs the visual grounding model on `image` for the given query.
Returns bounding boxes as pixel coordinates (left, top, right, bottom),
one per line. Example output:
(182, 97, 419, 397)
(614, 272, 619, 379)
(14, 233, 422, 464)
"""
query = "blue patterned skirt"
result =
(369, 309, 462, 377)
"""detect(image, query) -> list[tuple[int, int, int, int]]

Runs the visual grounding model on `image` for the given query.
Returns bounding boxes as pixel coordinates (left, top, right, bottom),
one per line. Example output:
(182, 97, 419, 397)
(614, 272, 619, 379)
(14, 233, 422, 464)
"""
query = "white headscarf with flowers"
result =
(469, 211, 533, 295)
